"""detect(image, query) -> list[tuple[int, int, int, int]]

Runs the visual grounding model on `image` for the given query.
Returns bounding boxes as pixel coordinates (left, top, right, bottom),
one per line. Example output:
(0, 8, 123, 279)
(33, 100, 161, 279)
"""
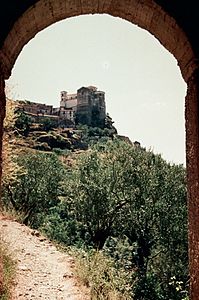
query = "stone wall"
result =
(0, 66, 6, 292)
(185, 69, 199, 299)
(76, 87, 106, 127)
(0, 66, 6, 195)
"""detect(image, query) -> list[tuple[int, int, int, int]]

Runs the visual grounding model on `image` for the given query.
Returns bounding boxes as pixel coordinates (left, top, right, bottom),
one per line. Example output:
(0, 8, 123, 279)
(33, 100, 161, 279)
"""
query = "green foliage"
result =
(103, 236, 135, 273)
(115, 147, 188, 299)
(52, 148, 71, 156)
(41, 204, 87, 247)
(59, 139, 135, 249)
(2, 152, 64, 227)
(2, 134, 188, 300)
(15, 111, 32, 136)
(104, 114, 117, 135)
(40, 117, 58, 131)
(75, 124, 116, 147)
(44, 139, 188, 299)
(71, 248, 132, 300)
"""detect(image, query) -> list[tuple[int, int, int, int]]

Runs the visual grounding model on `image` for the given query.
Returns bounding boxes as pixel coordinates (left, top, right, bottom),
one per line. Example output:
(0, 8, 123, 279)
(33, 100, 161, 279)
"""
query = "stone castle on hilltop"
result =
(19, 86, 106, 127)
(60, 86, 106, 127)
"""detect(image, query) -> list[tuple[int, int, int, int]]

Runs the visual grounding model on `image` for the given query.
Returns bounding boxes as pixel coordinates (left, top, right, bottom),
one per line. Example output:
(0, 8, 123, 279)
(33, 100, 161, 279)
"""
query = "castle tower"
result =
(76, 86, 106, 127)
(60, 90, 77, 122)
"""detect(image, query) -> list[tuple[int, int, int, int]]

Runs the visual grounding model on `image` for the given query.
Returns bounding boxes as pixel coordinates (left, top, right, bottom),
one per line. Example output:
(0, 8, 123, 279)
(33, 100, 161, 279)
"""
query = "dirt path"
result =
(0, 216, 90, 300)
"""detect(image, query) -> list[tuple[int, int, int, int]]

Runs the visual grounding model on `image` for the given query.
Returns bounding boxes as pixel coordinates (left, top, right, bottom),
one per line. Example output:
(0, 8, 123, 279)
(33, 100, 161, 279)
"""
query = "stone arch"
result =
(0, 1, 199, 299)
(0, 0, 197, 81)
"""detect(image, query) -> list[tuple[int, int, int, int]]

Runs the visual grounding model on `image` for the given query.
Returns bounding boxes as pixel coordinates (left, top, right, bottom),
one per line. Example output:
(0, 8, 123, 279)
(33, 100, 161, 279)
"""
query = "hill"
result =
(1, 99, 188, 300)
(12, 100, 137, 156)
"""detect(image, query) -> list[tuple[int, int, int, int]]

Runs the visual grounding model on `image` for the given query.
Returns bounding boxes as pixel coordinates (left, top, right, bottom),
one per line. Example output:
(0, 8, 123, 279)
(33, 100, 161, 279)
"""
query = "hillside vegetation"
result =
(1, 99, 188, 300)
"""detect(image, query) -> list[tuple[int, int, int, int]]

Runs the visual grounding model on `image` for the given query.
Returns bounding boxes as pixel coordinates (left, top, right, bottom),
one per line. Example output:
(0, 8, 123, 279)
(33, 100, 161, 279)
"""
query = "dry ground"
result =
(0, 216, 90, 300)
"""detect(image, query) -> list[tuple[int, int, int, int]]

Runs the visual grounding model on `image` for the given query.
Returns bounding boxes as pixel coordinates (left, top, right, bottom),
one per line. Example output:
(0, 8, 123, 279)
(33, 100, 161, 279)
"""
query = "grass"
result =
(0, 237, 16, 300)
(0, 208, 24, 224)
(69, 247, 133, 300)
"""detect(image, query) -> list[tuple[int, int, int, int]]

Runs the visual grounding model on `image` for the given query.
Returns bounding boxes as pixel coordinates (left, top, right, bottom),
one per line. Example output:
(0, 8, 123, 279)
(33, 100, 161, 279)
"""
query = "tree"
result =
(2, 152, 64, 227)
(118, 152, 187, 299)
(61, 139, 135, 249)
(15, 110, 32, 136)
(41, 117, 57, 131)
(60, 139, 188, 299)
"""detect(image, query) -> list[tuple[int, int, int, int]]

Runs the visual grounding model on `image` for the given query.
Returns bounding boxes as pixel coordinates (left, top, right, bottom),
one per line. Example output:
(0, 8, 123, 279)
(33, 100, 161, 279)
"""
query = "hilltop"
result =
(11, 85, 139, 155)
(12, 98, 137, 157)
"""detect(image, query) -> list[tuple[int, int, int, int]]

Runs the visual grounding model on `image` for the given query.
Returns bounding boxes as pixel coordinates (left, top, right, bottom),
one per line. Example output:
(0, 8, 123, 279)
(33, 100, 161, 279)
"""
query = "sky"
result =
(6, 14, 187, 166)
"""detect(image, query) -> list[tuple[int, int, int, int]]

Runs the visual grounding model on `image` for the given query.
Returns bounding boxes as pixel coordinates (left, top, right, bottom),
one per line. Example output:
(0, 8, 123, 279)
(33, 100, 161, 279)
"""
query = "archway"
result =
(0, 1, 196, 80)
(0, 1, 198, 299)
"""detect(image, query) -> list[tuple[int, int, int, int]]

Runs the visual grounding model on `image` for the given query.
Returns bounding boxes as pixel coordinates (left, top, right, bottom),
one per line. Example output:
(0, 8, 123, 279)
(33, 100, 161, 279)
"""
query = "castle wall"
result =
(19, 102, 53, 115)
(18, 86, 106, 126)
(76, 86, 106, 127)
(60, 91, 77, 109)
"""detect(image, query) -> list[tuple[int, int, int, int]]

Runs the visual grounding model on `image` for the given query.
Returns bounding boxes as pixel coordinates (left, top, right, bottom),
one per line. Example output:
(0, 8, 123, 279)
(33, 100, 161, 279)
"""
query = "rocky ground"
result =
(0, 216, 90, 300)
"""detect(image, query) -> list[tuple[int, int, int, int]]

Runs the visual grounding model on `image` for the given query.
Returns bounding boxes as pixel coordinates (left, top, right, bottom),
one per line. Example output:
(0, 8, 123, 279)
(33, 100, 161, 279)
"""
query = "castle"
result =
(18, 86, 106, 127)
(60, 86, 106, 127)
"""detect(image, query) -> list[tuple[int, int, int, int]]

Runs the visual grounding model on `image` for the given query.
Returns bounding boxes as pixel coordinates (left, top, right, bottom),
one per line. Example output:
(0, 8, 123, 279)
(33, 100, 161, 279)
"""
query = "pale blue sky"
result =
(6, 14, 187, 165)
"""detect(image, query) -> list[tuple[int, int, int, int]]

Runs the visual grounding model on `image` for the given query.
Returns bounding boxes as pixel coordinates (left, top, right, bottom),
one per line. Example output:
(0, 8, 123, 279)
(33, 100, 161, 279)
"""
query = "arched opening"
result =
(6, 14, 187, 165)
(0, 1, 196, 81)
(0, 1, 199, 299)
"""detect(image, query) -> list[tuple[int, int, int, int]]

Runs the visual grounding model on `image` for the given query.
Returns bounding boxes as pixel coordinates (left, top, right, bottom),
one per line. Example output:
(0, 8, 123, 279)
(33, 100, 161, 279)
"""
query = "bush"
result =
(40, 117, 58, 131)
(2, 136, 188, 300)
(58, 139, 188, 299)
(41, 204, 87, 247)
(52, 148, 71, 156)
(2, 152, 65, 227)
(15, 111, 32, 136)
(71, 248, 132, 300)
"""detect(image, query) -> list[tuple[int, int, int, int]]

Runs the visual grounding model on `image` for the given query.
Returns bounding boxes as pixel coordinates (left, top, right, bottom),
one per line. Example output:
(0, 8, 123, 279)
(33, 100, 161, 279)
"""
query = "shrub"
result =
(40, 117, 58, 131)
(70, 248, 132, 300)
(15, 111, 32, 136)
(2, 152, 65, 227)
